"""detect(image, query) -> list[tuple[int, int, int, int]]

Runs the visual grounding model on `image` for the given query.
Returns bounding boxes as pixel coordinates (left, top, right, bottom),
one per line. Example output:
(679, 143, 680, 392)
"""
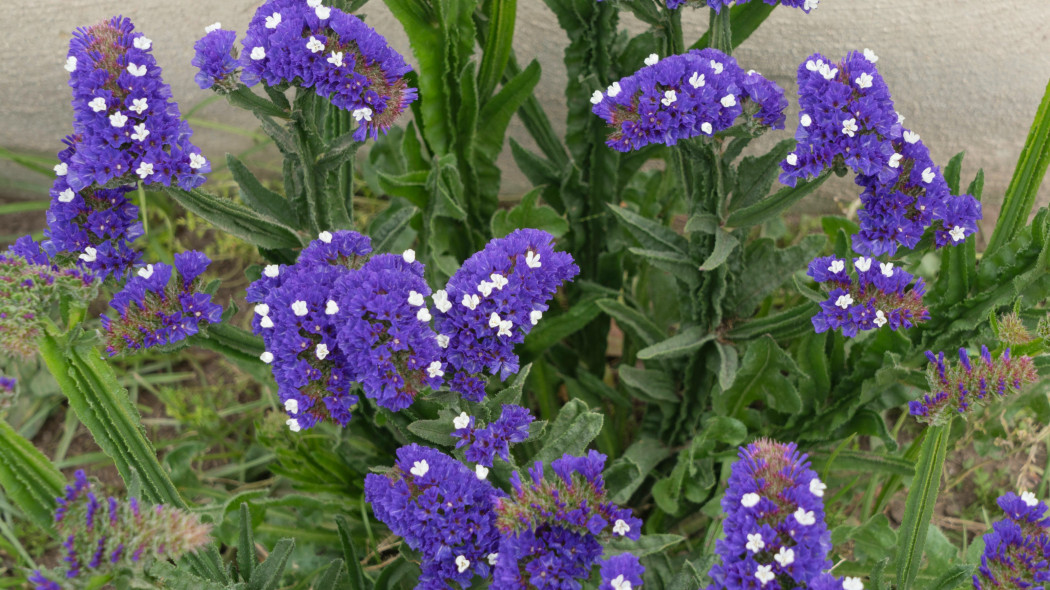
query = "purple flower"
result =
(0, 376, 14, 394)
(807, 255, 929, 337)
(909, 346, 1038, 424)
(599, 553, 645, 590)
(974, 492, 1050, 590)
(364, 444, 503, 588)
(453, 404, 535, 466)
(102, 251, 222, 355)
(240, 0, 417, 140)
(592, 49, 786, 152)
(192, 28, 241, 90)
(705, 439, 834, 590)
(781, 50, 981, 256)
(434, 229, 579, 402)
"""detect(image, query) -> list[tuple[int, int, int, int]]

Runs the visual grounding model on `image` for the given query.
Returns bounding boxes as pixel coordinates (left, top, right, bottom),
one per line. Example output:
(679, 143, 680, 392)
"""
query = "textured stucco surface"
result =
(1, 1, 1049, 229)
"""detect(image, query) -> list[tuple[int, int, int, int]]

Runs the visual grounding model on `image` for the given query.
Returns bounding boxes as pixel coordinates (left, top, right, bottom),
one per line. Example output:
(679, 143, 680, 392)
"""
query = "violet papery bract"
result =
(806, 255, 929, 338)
(364, 444, 503, 589)
(240, 0, 417, 141)
(908, 346, 1038, 425)
(780, 50, 981, 256)
(452, 404, 535, 467)
(974, 491, 1050, 590)
(101, 251, 222, 356)
(493, 450, 643, 589)
(600, 553, 645, 590)
(192, 28, 242, 91)
(704, 439, 834, 590)
(29, 470, 212, 589)
(434, 229, 579, 402)
(591, 48, 787, 152)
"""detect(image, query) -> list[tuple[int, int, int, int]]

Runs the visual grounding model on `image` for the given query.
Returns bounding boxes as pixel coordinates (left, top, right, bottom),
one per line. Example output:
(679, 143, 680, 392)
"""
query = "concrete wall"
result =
(2, 1, 1049, 234)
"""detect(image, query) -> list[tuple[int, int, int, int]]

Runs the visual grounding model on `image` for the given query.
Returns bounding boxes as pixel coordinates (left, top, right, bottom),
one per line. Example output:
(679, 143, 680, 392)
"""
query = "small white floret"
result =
(189, 153, 207, 170)
(498, 320, 513, 337)
(284, 398, 299, 414)
(89, 97, 107, 113)
(810, 477, 827, 497)
(110, 112, 128, 128)
(417, 308, 432, 322)
(880, 262, 894, 277)
(489, 312, 502, 329)
(805, 59, 820, 72)
(801, 113, 812, 127)
(607, 82, 622, 97)
(127, 63, 147, 77)
(710, 60, 724, 74)
(433, 290, 452, 313)
(251, 46, 266, 61)
(794, 508, 816, 526)
(745, 532, 765, 553)
(266, 12, 282, 29)
(903, 130, 920, 144)
(611, 576, 632, 590)
(873, 310, 887, 328)
(487, 553, 499, 566)
(475, 464, 489, 480)
(804, 0, 819, 10)
(306, 36, 325, 53)
(530, 310, 543, 325)
(741, 492, 760, 508)
(612, 519, 631, 536)
(436, 334, 450, 348)
(292, 300, 309, 316)
(316, 343, 329, 360)
(325, 300, 339, 315)
(205, 22, 222, 33)
(410, 460, 429, 477)
(863, 48, 878, 63)
(644, 53, 659, 66)
(407, 290, 425, 306)
(489, 273, 508, 290)
(402, 249, 416, 263)
(774, 546, 795, 566)
(689, 72, 705, 88)
(264, 264, 280, 278)
(949, 226, 966, 243)
(835, 294, 854, 309)
(260, 351, 274, 363)
(590, 90, 604, 105)
(897, 111, 906, 125)
(921, 167, 935, 184)
(855, 73, 873, 89)
(462, 294, 479, 310)
(455, 555, 470, 573)
(260, 316, 274, 328)
(352, 107, 373, 122)
(130, 98, 148, 114)
(55, 163, 68, 176)
(819, 63, 838, 80)
(131, 124, 149, 142)
(318, 230, 333, 243)
(854, 257, 872, 272)
(453, 412, 470, 430)
(286, 418, 301, 432)
(525, 250, 541, 268)
(64, 56, 77, 72)
(842, 118, 858, 138)
(135, 161, 154, 179)
(828, 259, 845, 274)
(58, 189, 75, 203)
(661, 90, 677, 106)
(427, 360, 443, 378)
(843, 577, 864, 590)
(137, 264, 154, 279)
(327, 51, 344, 67)
(755, 565, 774, 586)
(1022, 491, 1039, 507)
(315, 6, 331, 19)
(786, 153, 798, 166)
(477, 281, 494, 297)
(720, 94, 737, 108)
(889, 153, 903, 168)
(255, 303, 270, 317)
(701, 122, 713, 135)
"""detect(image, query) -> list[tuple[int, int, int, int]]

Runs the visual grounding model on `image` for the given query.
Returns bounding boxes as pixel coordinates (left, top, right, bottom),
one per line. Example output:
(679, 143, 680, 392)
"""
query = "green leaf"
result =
(407, 418, 456, 447)
(724, 172, 830, 229)
(164, 187, 302, 250)
(727, 303, 818, 341)
(368, 201, 418, 254)
(474, 60, 542, 205)
(337, 516, 368, 590)
(189, 323, 271, 388)
(521, 296, 602, 357)
(237, 503, 255, 581)
(810, 449, 915, 477)
(698, 227, 739, 271)
(986, 78, 1050, 256)
(489, 364, 533, 409)
(247, 538, 294, 590)
(618, 366, 678, 403)
(607, 204, 689, 254)
(605, 534, 685, 557)
(477, 0, 517, 100)
(0, 419, 64, 534)
(896, 424, 951, 590)
(637, 326, 713, 360)
(716, 335, 801, 417)
(729, 139, 796, 211)
(594, 298, 666, 349)
(731, 235, 825, 316)
(490, 187, 569, 238)
(927, 564, 975, 590)
(628, 247, 699, 281)
(226, 86, 291, 119)
(314, 560, 347, 590)
(604, 438, 673, 504)
(532, 399, 603, 464)
(225, 154, 289, 223)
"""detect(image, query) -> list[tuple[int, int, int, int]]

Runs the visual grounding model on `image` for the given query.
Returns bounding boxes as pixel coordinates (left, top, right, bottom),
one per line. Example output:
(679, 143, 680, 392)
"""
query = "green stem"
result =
(895, 422, 952, 590)
(666, 5, 685, 55)
(708, 7, 732, 55)
(291, 118, 323, 234)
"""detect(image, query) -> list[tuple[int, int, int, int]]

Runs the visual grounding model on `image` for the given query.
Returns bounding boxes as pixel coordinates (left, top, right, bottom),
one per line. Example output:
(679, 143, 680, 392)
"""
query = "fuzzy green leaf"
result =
(0, 419, 64, 534)
(725, 172, 830, 229)
(164, 187, 302, 250)
(532, 399, 603, 464)
(895, 424, 951, 590)
(637, 326, 713, 360)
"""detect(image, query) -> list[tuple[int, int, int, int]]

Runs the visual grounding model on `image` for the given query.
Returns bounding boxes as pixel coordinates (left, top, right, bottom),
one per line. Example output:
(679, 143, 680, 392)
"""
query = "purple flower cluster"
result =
(600, 554, 645, 590)
(0, 375, 15, 412)
(780, 50, 981, 256)
(364, 444, 504, 589)
(591, 48, 786, 152)
(101, 251, 222, 356)
(806, 255, 929, 338)
(434, 229, 579, 402)
(705, 439, 835, 590)
(237, 0, 417, 141)
(974, 491, 1050, 590)
(909, 346, 1038, 425)
(30, 470, 212, 589)
(452, 404, 535, 467)
(192, 27, 242, 91)
(493, 450, 643, 589)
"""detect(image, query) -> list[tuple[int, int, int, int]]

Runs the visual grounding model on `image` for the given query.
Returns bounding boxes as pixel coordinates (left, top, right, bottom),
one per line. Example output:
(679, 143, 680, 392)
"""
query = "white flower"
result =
(315, 5, 331, 19)
(661, 90, 677, 106)
(828, 259, 845, 274)
(607, 82, 622, 97)
(189, 153, 207, 170)
(842, 118, 859, 137)
(644, 53, 659, 66)
(433, 290, 452, 313)
(610, 575, 632, 590)
(949, 226, 966, 242)
(477, 281, 494, 297)
(835, 294, 854, 309)
(54, 163, 68, 176)
(205, 22, 222, 33)
(530, 310, 543, 325)
(740, 492, 760, 508)
(854, 257, 872, 272)
(903, 130, 920, 144)
(284, 398, 299, 414)
(745, 532, 765, 552)
(64, 56, 77, 72)
(402, 290, 423, 307)
(1022, 491, 1039, 507)
(487, 553, 499, 566)
(58, 189, 75, 203)
(819, 63, 838, 80)
(590, 90, 604, 105)
(291, 300, 309, 316)
(455, 555, 470, 573)
(417, 308, 432, 322)
(889, 153, 903, 168)
(436, 334, 450, 348)
(131, 124, 149, 142)
(264, 264, 280, 278)
(801, 113, 812, 127)
(489, 312, 502, 329)
(265, 12, 282, 29)
(612, 518, 631, 536)
(410, 460, 429, 477)
(427, 360, 444, 378)
(701, 122, 713, 135)
(873, 310, 887, 328)
(127, 63, 147, 77)
(689, 71, 705, 88)
(317, 230, 333, 243)
(251, 46, 266, 60)
(110, 112, 128, 128)
(720, 94, 737, 108)
(325, 300, 339, 315)
(794, 508, 816, 526)
(462, 294, 480, 310)
(489, 273, 508, 290)
(786, 153, 798, 166)
(316, 343, 329, 360)
(525, 250, 541, 268)
(854, 73, 873, 89)
(880, 262, 894, 277)
(260, 351, 274, 364)
(498, 320, 513, 337)
(327, 51, 344, 67)
(805, 59, 821, 72)
(755, 565, 774, 586)
(260, 316, 274, 328)
(453, 412, 470, 430)
(475, 464, 489, 480)
(710, 60, 724, 74)
(349, 106, 372, 122)
(306, 36, 325, 53)
(135, 161, 154, 179)
(88, 97, 107, 112)
(774, 546, 795, 566)
(286, 418, 301, 432)
(402, 249, 416, 263)
(130, 98, 148, 114)
(308, 0, 323, 6)
(255, 303, 270, 317)
(863, 48, 879, 63)
(804, 0, 819, 10)
(810, 477, 827, 497)
(897, 111, 906, 124)
(843, 577, 865, 590)
(921, 167, 935, 184)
